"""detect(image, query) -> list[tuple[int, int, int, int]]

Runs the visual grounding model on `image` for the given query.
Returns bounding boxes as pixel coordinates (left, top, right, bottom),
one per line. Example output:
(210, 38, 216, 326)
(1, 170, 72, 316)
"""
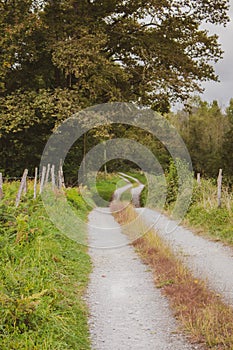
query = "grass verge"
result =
(183, 180, 233, 246)
(92, 172, 126, 205)
(112, 202, 233, 349)
(137, 172, 233, 247)
(125, 171, 148, 206)
(0, 181, 92, 349)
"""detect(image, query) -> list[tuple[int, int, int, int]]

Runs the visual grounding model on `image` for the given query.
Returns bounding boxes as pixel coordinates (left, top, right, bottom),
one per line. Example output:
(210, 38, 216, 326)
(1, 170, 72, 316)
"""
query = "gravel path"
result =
(118, 172, 145, 207)
(113, 173, 233, 306)
(138, 208, 233, 306)
(86, 208, 201, 350)
(112, 181, 132, 202)
(86, 174, 233, 349)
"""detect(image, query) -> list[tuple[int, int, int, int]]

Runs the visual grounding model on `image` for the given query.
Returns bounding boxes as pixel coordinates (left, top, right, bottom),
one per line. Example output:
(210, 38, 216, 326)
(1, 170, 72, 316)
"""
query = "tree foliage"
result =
(169, 97, 232, 179)
(222, 99, 233, 179)
(1, 0, 229, 101)
(0, 0, 230, 176)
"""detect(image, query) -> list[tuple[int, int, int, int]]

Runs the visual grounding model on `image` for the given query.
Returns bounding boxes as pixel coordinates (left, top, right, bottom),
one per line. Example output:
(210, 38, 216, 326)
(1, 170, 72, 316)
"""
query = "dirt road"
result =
(139, 207, 233, 306)
(86, 208, 201, 350)
(116, 173, 233, 306)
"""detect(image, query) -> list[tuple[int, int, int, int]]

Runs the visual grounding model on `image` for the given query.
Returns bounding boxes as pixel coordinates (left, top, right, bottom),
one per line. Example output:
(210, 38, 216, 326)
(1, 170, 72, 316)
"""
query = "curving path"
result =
(86, 173, 233, 349)
(115, 173, 233, 306)
(86, 208, 201, 350)
(118, 172, 144, 207)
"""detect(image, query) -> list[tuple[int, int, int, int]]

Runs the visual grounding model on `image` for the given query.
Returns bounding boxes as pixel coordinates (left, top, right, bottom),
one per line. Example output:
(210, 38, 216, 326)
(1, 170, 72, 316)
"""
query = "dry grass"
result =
(112, 202, 233, 349)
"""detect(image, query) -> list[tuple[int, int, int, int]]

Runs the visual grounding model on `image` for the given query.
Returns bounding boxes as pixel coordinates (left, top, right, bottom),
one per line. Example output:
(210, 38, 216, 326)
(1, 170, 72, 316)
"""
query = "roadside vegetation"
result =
(0, 181, 91, 349)
(183, 180, 233, 245)
(113, 203, 233, 349)
(92, 172, 127, 205)
(112, 166, 233, 247)
(160, 162, 233, 246)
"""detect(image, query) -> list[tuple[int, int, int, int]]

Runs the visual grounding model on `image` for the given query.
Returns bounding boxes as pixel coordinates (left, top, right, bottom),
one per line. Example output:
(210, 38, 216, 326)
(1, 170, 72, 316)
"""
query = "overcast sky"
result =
(201, 0, 233, 109)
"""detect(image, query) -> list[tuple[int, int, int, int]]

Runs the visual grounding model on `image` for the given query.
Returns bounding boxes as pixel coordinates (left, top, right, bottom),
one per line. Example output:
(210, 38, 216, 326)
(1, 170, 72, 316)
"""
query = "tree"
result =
(222, 98, 233, 180)
(0, 0, 230, 176)
(1, 0, 229, 102)
(168, 97, 229, 177)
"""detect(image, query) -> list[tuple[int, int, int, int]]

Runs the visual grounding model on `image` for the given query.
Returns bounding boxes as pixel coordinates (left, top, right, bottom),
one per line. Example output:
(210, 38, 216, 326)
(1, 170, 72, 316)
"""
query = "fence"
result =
(0, 162, 65, 207)
(196, 169, 223, 208)
(0, 167, 225, 208)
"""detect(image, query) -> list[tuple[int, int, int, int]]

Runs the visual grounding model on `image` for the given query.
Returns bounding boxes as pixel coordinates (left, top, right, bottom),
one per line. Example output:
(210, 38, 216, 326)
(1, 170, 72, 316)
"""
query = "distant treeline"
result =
(168, 97, 233, 182)
(1, 97, 232, 184)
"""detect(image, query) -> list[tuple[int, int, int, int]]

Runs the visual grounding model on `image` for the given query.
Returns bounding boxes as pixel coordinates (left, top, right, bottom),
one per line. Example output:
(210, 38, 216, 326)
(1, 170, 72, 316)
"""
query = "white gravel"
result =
(138, 208, 233, 306)
(86, 208, 201, 350)
(118, 172, 144, 207)
(112, 182, 132, 202)
(86, 174, 233, 349)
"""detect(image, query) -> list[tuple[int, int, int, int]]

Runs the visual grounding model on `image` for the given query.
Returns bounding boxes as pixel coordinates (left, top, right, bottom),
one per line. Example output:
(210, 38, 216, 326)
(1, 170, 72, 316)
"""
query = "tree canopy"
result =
(1, 0, 229, 104)
(168, 97, 232, 179)
(0, 0, 231, 177)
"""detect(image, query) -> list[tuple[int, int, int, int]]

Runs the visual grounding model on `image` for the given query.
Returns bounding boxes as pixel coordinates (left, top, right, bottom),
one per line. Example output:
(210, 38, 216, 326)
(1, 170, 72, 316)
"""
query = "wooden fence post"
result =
(59, 159, 65, 188)
(39, 166, 46, 194)
(58, 170, 63, 189)
(45, 163, 51, 184)
(197, 173, 201, 185)
(23, 176, 27, 194)
(15, 169, 28, 207)
(34, 167, 38, 199)
(0, 173, 3, 199)
(217, 169, 223, 208)
(51, 165, 56, 190)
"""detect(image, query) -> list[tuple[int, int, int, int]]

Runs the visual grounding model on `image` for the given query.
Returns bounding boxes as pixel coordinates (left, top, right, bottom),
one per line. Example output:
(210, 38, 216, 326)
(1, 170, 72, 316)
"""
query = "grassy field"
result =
(0, 182, 92, 349)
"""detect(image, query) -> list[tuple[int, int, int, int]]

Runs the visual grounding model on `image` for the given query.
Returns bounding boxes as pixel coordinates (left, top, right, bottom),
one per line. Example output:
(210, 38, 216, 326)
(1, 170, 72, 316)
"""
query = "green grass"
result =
(184, 180, 233, 245)
(91, 173, 126, 206)
(125, 171, 147, 185)
(120, 189, 132, 202)
(125, 171, 149, 207)
(125, 172, 233, 246)
(93, 171, 146, 206)
(0, 182, 92, 349)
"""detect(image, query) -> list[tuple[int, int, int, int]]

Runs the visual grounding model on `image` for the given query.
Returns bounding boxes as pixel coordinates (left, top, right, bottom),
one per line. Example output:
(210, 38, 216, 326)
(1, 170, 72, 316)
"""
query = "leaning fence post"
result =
(217, 168, 223, 208)
(39, 166, 46, 194)
(23, 175, 27, 194)
(0, 173, 3, 199)
(34, 167, 38, 199)
(45, 163, 51, 184)
(15, 169, 28, 207)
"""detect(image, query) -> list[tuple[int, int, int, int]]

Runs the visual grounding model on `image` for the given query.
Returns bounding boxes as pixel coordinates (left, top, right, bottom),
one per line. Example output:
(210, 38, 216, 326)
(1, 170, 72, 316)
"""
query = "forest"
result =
(0, 0, 232, 182)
